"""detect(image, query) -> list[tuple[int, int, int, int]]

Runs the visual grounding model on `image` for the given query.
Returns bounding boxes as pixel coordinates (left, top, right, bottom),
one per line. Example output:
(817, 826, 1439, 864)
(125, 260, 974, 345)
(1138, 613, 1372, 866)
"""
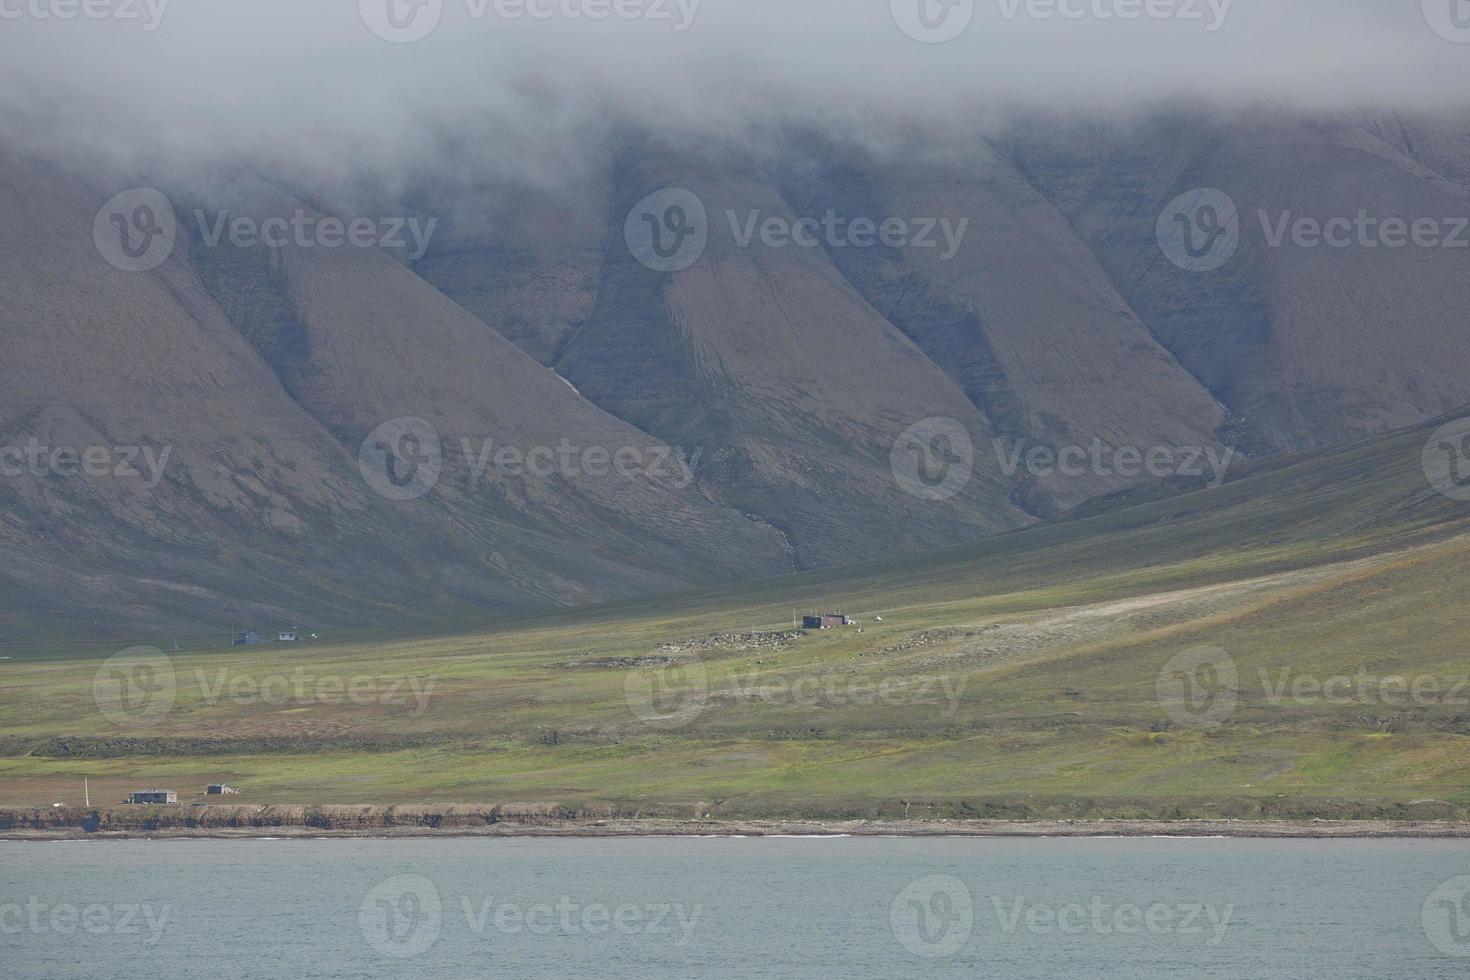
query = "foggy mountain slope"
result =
(409, 168, 611, 365)
(369, 110, 1470, 552)
(0, 149, 464, 636)
(8, 97, 1470, 635)
(191, 178, 793, 586)
(770, 130, 1229, 516)
(551, 137, 1032, 566)
(0, 154, 793, 639)
(1356, 110, 1470, 196)
(997, 111, 1470, 455)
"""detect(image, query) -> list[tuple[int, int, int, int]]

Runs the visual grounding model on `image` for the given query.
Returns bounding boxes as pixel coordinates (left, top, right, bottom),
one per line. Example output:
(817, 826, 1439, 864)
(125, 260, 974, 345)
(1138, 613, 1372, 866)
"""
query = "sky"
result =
(1, 0, 1467, 178)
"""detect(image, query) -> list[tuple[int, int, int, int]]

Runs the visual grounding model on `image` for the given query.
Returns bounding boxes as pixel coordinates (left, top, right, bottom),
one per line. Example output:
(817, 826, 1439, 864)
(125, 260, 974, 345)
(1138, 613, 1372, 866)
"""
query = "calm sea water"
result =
(4, 836, 1470, 978)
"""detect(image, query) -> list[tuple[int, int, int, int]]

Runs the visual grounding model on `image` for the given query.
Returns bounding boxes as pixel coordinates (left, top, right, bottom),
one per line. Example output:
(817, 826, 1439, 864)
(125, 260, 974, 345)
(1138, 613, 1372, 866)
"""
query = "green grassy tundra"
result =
(4, 412, 1470, 821)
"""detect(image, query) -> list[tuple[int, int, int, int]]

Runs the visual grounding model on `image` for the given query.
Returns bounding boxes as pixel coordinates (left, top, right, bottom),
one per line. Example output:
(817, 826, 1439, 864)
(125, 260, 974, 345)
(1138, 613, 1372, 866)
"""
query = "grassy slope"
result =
(3, 414, 1470, 819)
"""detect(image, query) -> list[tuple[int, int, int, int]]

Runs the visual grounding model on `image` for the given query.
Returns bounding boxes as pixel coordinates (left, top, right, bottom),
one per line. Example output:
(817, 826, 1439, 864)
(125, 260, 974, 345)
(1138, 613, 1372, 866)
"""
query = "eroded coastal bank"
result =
(5, 804, 1470, 840)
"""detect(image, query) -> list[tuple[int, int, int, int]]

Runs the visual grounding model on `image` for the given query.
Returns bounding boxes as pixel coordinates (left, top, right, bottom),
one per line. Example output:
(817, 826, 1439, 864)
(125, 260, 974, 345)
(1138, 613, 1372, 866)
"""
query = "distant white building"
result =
(125, 789, 177, 805)
(278, 631, 298, 642)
